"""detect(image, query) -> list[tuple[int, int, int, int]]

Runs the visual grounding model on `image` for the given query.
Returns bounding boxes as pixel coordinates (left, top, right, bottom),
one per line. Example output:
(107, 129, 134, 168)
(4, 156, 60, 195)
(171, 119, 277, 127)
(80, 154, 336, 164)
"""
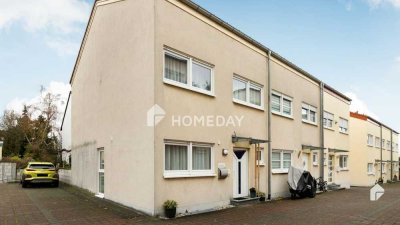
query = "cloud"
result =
(365, 0, 400, 9)
(6, 81, 71, 127)
(46, 38, 80, 56)
(0, 0, 90, 33)
(345, 92, 380, 119)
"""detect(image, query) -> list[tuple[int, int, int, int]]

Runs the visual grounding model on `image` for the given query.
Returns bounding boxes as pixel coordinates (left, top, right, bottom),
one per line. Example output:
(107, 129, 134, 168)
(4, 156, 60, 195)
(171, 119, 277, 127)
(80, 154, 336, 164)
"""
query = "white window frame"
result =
(387, 141, 391, 151)
(256, 147, 265, 166)
(382, 163, 386, 174)
(339, 155, 348, 170)
(367, 134, 374, 147)
(232, 75, 264, 110)
(163, 49, 215, 96)
(301, 103, 317, 125)
(375, 137, 380, 148)
(339, 118, 349, 134)
(271, 91, 293, 118)
(312, 152, 318, 166)
(272, 150, 292, 174)
(323, 111, 334, 129)
(163, 140, 215, 178)
(367, 163, 374, 175)
(97, 148, 105, 198)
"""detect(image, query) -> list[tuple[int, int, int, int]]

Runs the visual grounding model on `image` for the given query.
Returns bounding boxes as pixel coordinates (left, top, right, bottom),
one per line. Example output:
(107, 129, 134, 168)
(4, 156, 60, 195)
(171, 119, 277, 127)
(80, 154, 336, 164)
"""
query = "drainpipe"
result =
(320, 82, 325, 181)
(267, 50, 272, 200)
(391, 130, 393, 181)
(380, 125, 383, 182)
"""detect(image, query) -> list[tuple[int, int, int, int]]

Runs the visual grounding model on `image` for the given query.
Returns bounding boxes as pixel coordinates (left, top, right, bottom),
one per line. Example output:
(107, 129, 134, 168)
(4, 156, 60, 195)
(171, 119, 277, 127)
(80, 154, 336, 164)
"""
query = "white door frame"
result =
(233, 149, 249, 198)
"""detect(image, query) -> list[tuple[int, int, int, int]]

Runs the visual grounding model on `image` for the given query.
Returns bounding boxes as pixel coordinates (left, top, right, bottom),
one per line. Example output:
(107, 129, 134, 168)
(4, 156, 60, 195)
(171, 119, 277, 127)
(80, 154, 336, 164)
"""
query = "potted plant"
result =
(257, 192, 266, 201)
(163, 200, 177, 218)
(249, 187, 257, 198)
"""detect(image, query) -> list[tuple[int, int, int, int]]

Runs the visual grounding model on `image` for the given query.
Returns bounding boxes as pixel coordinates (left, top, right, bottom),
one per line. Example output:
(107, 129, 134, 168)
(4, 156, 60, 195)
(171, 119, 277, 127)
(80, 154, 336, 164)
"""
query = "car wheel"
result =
(22, 180, 27, 188)
(53, 181, 59, 188)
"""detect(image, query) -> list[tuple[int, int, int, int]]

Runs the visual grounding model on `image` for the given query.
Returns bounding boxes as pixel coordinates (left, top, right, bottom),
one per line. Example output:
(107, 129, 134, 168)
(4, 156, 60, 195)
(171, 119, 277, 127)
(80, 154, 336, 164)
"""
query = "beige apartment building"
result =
(349, 112, 399, 186)
(67, 0, 352, 216)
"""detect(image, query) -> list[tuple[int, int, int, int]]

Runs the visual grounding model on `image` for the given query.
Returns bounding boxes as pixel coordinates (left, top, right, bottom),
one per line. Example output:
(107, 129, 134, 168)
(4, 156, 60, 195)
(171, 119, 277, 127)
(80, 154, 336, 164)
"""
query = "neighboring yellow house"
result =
(349, 112, 399, 186)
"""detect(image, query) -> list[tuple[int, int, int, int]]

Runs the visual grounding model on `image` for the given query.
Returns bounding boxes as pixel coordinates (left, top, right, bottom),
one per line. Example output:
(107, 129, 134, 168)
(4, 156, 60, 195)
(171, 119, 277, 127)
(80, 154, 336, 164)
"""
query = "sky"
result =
(0, 0, 400, 130)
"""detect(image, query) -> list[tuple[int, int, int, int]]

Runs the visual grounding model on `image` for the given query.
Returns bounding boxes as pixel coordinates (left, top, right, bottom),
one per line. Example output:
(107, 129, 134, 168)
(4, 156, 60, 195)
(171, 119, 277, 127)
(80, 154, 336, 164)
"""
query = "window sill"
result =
(164, 173, 217, 179)
(302, 120, 318, 127)
(367, 172, 375, 176)
(339, 131, 349, 135)
(339, 168, 349, 172)
(272, 170, 289, 174)
(95, 193, 104, 199)
(272, 111, 294, 120)
(233, 99, 264, 111)
(163, 79, 215, 97)
(324, 127, 335, 131)
(313, 163, 319, 167)
(257, 162, 266, 167)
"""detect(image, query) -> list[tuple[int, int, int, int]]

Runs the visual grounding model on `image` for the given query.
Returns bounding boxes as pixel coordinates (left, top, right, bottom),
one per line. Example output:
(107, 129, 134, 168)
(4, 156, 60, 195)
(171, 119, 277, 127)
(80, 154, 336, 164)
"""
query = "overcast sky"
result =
(0, 0, 399, 130)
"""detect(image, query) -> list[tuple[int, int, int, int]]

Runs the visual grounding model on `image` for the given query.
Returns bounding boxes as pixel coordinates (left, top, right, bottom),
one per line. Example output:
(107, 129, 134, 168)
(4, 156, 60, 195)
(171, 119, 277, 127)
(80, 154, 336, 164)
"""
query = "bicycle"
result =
(316, 177, 328, 192)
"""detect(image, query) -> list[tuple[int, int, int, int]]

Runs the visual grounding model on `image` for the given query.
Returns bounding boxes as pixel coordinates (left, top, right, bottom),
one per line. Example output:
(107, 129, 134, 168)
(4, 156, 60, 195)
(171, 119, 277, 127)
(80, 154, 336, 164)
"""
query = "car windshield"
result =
(29, 164, 55, 169)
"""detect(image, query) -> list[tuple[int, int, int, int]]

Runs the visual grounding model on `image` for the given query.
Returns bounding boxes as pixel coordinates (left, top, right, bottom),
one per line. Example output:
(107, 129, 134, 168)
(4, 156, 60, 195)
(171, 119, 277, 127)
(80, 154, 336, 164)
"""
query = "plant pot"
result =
(259, 197, 266, 202)
(164, 208, 176, 218)
(250, 190, 257, 198)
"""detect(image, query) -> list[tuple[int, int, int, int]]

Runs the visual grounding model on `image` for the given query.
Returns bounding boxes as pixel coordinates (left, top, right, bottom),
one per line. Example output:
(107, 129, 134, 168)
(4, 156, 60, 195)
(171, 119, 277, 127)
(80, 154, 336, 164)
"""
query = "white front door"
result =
(328, 155, 334, 183)
(302, 153, 309, 171)
(233, 149, 248, 198)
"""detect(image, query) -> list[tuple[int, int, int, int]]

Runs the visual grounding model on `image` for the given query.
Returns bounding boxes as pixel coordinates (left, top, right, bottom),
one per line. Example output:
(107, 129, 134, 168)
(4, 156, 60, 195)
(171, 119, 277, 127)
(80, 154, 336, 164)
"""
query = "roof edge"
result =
(351, 111, 399, 134)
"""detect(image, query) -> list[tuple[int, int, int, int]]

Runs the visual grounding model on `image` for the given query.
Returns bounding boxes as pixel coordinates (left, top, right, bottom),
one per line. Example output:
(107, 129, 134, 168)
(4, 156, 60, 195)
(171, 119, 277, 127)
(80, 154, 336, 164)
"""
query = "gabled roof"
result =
(69, 0, 351, 103)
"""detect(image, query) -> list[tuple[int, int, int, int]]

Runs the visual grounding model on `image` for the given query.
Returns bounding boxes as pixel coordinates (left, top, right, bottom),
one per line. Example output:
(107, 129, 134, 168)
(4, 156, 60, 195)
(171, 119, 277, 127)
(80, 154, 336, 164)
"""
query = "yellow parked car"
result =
(21, 162, 59, 188)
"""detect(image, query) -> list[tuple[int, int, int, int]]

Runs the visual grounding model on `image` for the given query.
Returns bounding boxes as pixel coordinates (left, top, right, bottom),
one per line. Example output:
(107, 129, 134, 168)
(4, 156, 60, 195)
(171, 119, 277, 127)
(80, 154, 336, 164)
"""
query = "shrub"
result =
(163, 200, 178, 209)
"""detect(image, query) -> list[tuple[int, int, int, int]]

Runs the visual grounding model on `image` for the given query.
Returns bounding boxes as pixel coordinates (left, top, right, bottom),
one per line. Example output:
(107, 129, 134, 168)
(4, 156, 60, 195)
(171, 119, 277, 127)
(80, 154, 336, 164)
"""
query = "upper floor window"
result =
(323, 111, 334, 128)
(339, 118, 349, 133)
(367, 134, 374, 146)
(233, 75, 263, 110)
(271, 91, 293, 117)
(302, 103, 317, 124)
(375, 137, 380, 148)
(164, 49, 214, 95)
(387, 141, 391, 150)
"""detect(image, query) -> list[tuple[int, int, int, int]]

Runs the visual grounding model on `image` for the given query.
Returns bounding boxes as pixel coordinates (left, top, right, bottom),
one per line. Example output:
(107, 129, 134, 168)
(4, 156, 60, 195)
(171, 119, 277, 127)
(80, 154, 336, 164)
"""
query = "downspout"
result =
(320, 82, 325, 180)
(380, 125, 383, 182)
(391, 130, 393, 181)
(267, 50, 272, 200)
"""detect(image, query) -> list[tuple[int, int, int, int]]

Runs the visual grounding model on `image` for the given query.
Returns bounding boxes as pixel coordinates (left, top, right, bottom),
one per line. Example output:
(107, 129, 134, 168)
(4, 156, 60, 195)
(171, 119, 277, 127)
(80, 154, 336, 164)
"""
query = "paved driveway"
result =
(1, 182, 400, 225)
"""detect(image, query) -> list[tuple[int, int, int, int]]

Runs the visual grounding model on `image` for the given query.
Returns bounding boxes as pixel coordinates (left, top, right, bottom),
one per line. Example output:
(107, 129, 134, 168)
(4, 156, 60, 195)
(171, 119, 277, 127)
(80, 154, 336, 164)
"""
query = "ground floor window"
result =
(382, 163, 386, 174)
(367, 163, 374, 174)
(98, 148, 104, 197)
(164, 140, 214, 178)
(272, 150, 292, 173)
(312, 152, 318, 165)
(256, 147, 265, 166)
(339, 155, 348, 170)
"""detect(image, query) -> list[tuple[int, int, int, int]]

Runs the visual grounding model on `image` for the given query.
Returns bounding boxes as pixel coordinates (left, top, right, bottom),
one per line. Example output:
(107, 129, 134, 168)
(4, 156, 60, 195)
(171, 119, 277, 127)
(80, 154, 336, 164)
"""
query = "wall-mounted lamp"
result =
(222, 149, 229, 156)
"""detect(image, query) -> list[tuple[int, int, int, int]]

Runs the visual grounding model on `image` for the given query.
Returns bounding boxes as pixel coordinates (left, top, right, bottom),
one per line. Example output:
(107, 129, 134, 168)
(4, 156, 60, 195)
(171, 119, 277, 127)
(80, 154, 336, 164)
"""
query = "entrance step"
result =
(230, 196, 260, 206)
(327, 183, 345, 191)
